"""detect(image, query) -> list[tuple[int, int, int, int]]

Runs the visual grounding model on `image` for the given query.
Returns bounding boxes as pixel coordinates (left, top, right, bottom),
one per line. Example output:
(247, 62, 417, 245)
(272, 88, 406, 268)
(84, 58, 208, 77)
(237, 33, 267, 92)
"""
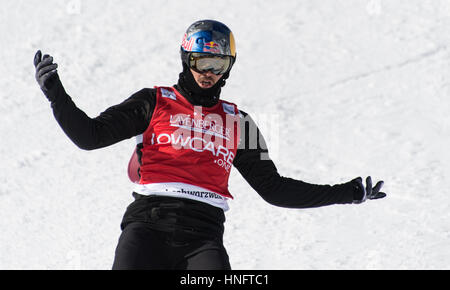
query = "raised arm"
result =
(233, 111, 386, 208)
(34, 50, 156, 150)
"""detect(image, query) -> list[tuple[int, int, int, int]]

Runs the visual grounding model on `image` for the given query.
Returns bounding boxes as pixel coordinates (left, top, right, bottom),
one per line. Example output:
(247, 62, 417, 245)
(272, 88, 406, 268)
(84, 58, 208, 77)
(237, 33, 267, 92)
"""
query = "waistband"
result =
(120, 193, 226, 238)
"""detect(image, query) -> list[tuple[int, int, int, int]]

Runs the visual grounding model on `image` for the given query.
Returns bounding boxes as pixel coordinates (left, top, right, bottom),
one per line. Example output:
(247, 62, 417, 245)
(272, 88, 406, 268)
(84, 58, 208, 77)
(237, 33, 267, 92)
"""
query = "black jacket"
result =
(46, 78, 356, 209)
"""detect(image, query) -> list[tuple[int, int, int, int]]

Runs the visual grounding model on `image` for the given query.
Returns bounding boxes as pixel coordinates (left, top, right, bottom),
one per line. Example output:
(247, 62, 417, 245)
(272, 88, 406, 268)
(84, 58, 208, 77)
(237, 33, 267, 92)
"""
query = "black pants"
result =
(112, 194, 231, 270)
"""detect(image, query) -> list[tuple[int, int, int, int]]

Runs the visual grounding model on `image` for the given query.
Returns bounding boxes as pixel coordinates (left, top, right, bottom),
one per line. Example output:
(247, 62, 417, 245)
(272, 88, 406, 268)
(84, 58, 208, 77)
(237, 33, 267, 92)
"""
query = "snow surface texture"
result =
(1, 0, 449, 269)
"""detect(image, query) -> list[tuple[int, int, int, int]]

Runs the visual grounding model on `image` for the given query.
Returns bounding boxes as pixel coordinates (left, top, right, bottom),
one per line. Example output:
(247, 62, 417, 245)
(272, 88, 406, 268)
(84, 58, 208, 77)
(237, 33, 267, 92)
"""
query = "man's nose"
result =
(202, 70, 215, 77)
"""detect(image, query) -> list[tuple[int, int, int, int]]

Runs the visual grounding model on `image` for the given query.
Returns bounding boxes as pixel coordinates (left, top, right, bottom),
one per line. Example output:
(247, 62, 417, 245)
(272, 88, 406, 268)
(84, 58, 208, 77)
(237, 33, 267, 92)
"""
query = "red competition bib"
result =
(131, 86, 240, 199)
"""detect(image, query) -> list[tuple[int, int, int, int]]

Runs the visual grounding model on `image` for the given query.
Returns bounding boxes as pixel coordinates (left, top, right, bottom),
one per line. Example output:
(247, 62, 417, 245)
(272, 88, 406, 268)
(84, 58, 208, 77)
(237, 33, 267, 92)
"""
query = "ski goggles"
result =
(188, 52, 233, 75)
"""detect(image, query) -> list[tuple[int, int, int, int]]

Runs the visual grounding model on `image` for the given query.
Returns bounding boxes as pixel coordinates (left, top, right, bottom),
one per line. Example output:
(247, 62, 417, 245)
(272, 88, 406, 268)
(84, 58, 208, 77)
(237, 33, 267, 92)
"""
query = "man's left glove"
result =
(34, 50, 59, 101)
(351, 176, 386, 204)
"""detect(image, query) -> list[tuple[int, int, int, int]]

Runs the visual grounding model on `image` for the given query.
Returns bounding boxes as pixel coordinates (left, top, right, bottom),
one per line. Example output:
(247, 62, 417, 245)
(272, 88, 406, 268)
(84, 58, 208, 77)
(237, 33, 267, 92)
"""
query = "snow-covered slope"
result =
(1, 0, 449, 269)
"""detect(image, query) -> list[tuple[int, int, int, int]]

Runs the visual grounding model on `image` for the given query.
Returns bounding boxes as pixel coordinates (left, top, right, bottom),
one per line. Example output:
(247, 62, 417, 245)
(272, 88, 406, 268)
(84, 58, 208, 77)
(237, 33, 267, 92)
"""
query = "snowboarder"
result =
(34, 19, 386, 270)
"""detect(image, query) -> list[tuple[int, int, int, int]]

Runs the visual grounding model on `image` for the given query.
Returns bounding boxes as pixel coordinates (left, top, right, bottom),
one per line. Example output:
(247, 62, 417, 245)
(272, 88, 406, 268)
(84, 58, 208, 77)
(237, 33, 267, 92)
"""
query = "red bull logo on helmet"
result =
(181, 29, 234, 57)
(181, 33, 195, 51)
(203, 41, 221, 54)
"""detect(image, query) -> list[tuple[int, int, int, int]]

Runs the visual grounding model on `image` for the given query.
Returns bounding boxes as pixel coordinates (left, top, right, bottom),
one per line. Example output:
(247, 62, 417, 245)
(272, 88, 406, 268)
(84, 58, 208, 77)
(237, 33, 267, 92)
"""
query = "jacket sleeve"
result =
(46, 76, 156, 150)
(233, 110, 356, 208)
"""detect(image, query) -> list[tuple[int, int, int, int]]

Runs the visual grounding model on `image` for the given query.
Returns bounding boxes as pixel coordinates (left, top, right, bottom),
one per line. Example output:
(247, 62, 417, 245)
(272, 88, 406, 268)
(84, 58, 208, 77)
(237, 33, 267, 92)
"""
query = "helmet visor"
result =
(189, 52, 233, 75)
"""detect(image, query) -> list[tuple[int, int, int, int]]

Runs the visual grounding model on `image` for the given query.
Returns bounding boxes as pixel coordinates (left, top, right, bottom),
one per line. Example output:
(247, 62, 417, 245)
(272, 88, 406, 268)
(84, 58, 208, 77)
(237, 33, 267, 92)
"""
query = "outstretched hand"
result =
(352, 176, 386, 204)
(34, 50, 59, 98)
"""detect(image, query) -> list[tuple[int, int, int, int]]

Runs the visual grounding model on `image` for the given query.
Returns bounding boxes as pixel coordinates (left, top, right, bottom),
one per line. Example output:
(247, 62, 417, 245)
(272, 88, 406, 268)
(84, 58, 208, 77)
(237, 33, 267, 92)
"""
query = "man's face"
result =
(190, 69, 223, 89)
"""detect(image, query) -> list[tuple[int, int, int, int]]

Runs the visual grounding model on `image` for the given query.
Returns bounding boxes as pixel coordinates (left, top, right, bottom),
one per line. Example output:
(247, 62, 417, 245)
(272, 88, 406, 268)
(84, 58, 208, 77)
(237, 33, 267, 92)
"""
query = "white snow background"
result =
(1, 0, 449, 269)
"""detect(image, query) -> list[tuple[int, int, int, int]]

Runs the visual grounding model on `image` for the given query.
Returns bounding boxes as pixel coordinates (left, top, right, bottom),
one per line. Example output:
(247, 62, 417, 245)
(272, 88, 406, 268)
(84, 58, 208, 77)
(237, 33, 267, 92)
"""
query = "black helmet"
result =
(180, 19, 236, 75)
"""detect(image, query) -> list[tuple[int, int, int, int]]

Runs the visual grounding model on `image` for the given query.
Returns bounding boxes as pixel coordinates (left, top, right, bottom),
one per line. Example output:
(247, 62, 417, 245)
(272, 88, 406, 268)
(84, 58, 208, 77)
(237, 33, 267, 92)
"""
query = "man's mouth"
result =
(199, 78, 214, 87)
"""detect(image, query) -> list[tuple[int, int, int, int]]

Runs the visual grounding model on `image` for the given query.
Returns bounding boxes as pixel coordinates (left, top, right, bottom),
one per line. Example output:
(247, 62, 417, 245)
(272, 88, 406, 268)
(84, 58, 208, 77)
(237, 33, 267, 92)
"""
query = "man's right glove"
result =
(352, 176, 387, 204)
(34, 50, 59, 100)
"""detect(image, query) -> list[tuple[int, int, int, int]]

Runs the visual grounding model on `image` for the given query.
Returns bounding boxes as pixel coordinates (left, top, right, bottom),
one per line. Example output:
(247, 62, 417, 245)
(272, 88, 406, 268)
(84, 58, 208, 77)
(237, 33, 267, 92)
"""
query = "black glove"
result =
(34, 50, 59, 100)
(351, 176, 386, 204)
